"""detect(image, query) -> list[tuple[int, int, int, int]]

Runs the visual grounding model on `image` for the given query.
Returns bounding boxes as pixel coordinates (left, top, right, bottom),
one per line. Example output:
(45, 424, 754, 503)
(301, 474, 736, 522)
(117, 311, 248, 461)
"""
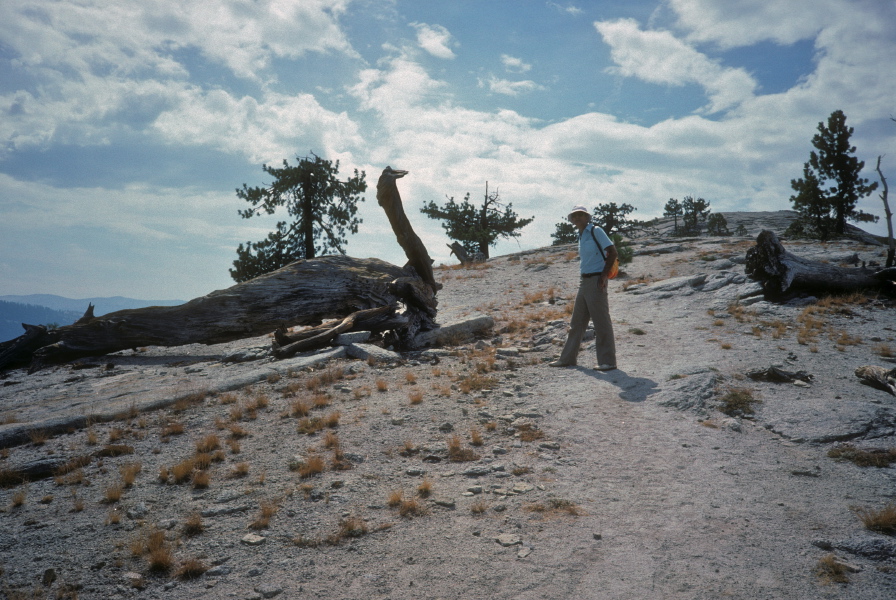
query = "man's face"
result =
(568, 212, 589, 232)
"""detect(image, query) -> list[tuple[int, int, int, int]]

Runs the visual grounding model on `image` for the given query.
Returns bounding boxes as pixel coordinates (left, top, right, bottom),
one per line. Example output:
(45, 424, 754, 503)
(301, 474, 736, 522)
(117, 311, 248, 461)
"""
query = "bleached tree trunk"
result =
(744, 230, 896, 297)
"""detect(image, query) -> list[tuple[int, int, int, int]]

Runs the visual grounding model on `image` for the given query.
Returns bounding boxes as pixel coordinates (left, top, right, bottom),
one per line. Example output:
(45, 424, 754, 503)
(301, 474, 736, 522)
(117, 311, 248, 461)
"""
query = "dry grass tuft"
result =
(816, 554, 851, 584)
(171, 458, 195, 484)
(95, 444, 134, 457)
(470, 427, 484, 447)
(387, 490, 404, 507)
(375, 379, 388, 392)
(408, 390, 424, 405)
(525, 498, 585, 516)
(175, 557, 208, 580)
(398, 497, 427, 518)
(249, 499, 279, 529)
(457, 373, 497, 394)
(183, 512, 204, 535)
(447, 434, 480, 462)
(828, 444, 896, 468)
(417, 479, 433, 498)
(104, 483, 124, 503)
(295, 455, 325, 479)
(291, 399, 311, 417)
(855, 503, 896, 535)
(516, 423, 545, 442)
(470, 499, 489, 514)
(191, 470, 211, 489)
(196, 434, 220, 454)
(161, 421, 184, 437)
(229, 462, 250, 479)
(120, 462, 142, 487)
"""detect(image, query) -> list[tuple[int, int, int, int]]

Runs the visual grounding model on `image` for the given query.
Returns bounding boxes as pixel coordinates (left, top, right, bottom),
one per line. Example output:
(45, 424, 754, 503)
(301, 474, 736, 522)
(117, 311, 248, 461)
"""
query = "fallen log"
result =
(0, 256, 437, 372)
(1, 166, 441, 372)
(745, 230, 896, 298)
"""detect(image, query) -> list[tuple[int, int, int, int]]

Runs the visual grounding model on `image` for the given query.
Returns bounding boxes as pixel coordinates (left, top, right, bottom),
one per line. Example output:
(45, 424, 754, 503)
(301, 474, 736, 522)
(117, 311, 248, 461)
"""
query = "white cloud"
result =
(547, 2, 584, 16)
(669, 0, 837, 48)
(501, 54, 532, 73)
(594, 18, 757, 113)
(410, 23, 456, 59)
(480, 76, 545, 97)
(152, 88, 364, 165)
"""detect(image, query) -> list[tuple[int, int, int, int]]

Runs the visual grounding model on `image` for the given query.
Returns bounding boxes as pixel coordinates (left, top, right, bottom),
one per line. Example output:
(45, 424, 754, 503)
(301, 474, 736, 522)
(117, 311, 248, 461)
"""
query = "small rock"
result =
(42, 568, 57, 586)
(126, 502, 148, 520)
(539, 442, 561, 450)
(206, 565, 232, 577)
(517, 547, 533, 559)
(462, 466, 491, 477)
(434, 498, 456, 509)
(467, 485, 483, 494)
(391, 417, 405, 426)
(593, 533, 603, 540)
(123, 572, 145, 589)
(438, 422, 454, 432)
(242, 533, 266, 546)
(406, 468, 425, 476)
(496, 533, 521, 546)
(492, 446, 508, 455)
(256, 584, 284, 599)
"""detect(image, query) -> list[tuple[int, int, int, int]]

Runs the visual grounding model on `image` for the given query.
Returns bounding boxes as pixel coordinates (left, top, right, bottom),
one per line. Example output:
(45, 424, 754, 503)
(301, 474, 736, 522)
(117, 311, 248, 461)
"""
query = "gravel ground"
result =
(1, 226, 895, 600)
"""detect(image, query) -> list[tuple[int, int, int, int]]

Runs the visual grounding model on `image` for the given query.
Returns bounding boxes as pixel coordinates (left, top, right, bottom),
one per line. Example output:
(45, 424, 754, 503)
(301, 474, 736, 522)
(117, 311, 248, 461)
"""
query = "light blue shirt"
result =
(578, 223, 613, 275)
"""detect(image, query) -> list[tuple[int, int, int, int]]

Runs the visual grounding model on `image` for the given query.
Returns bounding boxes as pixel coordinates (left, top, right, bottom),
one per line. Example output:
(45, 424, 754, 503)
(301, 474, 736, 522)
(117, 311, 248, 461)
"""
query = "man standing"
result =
(550, 205, 617, 371)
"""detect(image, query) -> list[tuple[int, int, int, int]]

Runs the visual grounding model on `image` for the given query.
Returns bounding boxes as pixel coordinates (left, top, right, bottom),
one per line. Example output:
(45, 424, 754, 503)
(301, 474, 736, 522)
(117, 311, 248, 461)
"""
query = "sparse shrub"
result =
(409, 390, 424, 405)
(457, 373, 497, 394)
(323, 430, 340, 449)
(484, 421, 497, 432)
(227, 439, 241, 454)
(228, 423, 249, 438)
(194, 453, 212, 470)
(718, 387, 760, 417)
(470, 499, 488, 514)
(376, 379, 388, 392)
(108, 428, 125, 442)
(86, 429, 99, 445)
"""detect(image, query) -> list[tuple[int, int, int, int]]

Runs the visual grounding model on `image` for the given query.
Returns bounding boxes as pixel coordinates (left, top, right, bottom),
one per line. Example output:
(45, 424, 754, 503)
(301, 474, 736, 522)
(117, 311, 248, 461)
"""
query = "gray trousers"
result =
(558, 276, 616, 366)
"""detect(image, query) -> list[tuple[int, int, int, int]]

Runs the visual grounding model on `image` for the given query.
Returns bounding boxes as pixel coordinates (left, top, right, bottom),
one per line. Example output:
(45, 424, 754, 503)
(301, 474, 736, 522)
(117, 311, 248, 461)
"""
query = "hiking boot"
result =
(594, 364, 617, 371)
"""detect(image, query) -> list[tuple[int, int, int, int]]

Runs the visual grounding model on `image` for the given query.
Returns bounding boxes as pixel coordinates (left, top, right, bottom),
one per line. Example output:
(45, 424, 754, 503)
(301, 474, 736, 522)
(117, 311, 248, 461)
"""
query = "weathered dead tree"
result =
(745, 230, 896, 298)
(875, 156, 895, 268)
(2, 166, 440, 372)
(447, 241, 471, 265)
(377, 166, 441, 294)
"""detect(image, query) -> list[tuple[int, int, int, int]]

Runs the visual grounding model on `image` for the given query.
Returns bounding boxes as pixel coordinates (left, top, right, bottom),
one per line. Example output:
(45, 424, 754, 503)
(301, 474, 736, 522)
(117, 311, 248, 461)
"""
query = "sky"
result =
(1, 0, 894, 302)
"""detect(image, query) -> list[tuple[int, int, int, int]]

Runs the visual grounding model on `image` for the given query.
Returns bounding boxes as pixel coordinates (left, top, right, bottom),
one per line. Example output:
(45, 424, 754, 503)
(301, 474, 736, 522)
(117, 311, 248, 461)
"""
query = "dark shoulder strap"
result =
(589, 226, 607, 260)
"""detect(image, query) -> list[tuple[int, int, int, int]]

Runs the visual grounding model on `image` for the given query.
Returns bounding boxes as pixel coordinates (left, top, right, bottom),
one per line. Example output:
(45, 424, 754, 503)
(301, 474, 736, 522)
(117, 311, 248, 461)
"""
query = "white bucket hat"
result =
(568, 205, 591, 219)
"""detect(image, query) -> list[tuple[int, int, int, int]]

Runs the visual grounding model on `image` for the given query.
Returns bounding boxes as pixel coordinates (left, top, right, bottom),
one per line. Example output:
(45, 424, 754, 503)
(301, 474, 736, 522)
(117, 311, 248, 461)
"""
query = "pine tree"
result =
(230, 153, 366, 283)
(790, 110, 878, 238)
(421, 183, 533, 258)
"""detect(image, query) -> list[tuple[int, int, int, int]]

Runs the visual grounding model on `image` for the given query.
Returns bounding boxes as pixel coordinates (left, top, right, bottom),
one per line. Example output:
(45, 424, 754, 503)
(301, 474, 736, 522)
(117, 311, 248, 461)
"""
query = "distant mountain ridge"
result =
(0, 295, 185, 343)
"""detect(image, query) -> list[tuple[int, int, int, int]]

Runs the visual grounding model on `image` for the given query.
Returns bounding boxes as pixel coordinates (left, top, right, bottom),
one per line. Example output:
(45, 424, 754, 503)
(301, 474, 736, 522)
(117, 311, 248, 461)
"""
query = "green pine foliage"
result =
(789, 110, 878, 239)
(421, 185, 533, 259)
(230, 153, 367, 283)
